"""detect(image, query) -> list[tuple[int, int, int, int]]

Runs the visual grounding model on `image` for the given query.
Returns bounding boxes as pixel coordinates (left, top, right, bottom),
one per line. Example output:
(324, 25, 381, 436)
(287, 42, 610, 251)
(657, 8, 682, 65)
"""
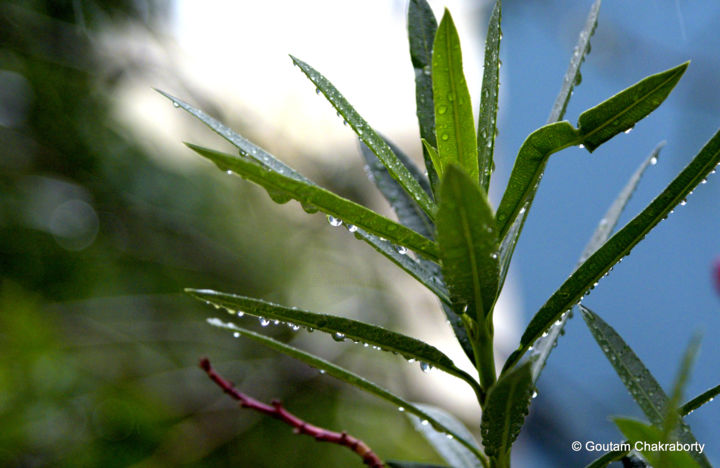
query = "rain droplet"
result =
(398, 406, 405, 412)
(438, 105, 447, 115)
(291, 324, 301, 331)
(233, 332, 240, 338)
(172, 101, 180, 108)
(421, 420, 429, 426)
(348, 225, 358, 233)
(650, 156, 658, 165)
(578, 144, 585, 149)
(319, 369, 326, 374)
(420, 362, 432, 373)
(446, 434, 454, 440)
(680, 199, 687, 206)
(624, 127, 634, 134)
(532, 390, 538, 399)
(333, 332, 345, 342)
(259, 317, 270, 327)
(397, 246, 408, 255)
(441, 134, 449, 141)
(327, 215, 343, 227)
(408, 358, 416, 364)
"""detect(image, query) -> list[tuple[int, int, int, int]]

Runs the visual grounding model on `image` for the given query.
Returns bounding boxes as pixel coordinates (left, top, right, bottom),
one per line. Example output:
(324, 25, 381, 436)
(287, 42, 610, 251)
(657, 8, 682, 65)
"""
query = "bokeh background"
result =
(1, 0, 718, 467)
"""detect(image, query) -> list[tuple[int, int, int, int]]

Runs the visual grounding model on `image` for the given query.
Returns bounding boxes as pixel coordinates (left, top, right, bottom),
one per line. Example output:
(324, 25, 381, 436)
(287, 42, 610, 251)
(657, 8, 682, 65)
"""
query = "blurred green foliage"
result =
(0, 1, 441, 466)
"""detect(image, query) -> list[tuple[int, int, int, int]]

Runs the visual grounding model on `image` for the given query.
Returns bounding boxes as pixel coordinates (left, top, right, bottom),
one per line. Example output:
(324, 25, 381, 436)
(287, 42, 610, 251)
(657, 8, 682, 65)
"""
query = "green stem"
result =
(462, 314, 496, 400)
(490, 452, 511, 468)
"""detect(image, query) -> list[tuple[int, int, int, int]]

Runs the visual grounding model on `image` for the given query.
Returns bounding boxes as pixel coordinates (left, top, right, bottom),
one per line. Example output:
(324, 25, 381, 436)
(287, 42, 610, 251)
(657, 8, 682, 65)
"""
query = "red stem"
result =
(199, 358, 385, 468)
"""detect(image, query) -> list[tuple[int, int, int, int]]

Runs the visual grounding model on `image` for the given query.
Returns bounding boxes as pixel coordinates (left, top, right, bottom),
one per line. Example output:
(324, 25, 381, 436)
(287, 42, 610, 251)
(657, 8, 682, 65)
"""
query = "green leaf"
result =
(547, 0, 601, 123)
(156, 90, 309, 183)
(188, 289, 481, 398)
(504, 129, 720, 371)
(436, 165, 499, 321)
(577, 62, 688, 152)
(480, 361, 534, 459)
(681, 384, 720, 417)
(407, 403, 486, 468)
(613, 418, 701, 468)
(495, 121, 579, 238)
(408, 0, 440, 193)
(205, 318, 485, 461)
(432, 10, 478, 182)
(530, 142, 664, 382)
(581, 307, 711, 468)
(662, 334, 701, 443)
(360, 138, 433, 239)
(186, 143, 440, 261)
(584, 448, 629, 468)
(291, 56, 436, 218)
(477, 0, 502, 192)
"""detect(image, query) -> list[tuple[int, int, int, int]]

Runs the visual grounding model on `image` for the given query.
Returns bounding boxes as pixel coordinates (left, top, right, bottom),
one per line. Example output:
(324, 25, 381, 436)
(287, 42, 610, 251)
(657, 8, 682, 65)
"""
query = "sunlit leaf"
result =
(186, 143, 440, 261)
(432, 10, 478, 182)
(477, 0, 502, 192)
(614, 418, 701, 468)
(291, 56, 436, 218)
(681, 384, 720, 417)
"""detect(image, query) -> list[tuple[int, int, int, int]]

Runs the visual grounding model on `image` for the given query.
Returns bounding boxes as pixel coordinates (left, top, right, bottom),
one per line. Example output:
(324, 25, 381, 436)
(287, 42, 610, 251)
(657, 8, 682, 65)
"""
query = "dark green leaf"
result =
(436, 165, 499, 320)
(205, 318, 484, 460)
(477, 0, 502, 192)
(614, 418, 701, 468)
(291, 56, 436, 218)
(480, 361, 534, 459)
(432, 10, 478, 181)
(495, 121, 579, 238)
(530, 142, 664, 382)
(681, 384, 720, 417)
(577, 62, 688, 152)
(189, 289, 481, 397)
(407, 403, 485, 468)
(582, 307, 710, 468)
(360, 138, 433, 239)
(504, 129, 720, 371)
(584, 448, 629, 468)
(408, 0, 440, 193)
(186, 143, 440, 261)
(547, 0, 601, 123)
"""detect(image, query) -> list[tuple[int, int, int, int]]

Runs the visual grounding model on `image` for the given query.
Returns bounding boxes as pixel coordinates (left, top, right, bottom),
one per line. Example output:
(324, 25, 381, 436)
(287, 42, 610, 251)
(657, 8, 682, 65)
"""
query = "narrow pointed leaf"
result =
(496, 121, 579, 238)
(436, 165, 499, 320)
(681, 384, 720, 416)
(613, 418, 701, 468)
(189, 289, 481, 397)
(504, 129, 720, 372)
(422, 139, 444, 180)
(530, 142, 665, 382)
(408, 0, 440, 193)
(662, 335, 701, 442)
(577, 62, 688, 152)
(291, 56, 436, 218)
(360, 139, 433, 239)
(477, 0, 502, 191)
(205, 318, 484, 461)
(480, 361, 534, 459)
(584, 449, 630, 468)
(547, 0, 601, 123)
(187, 143, 440, 261)
(432, 10, 478, 181)
(156, 90, 309, 182)
(582, 307, 710, 468)
(407, 403, 486, 468)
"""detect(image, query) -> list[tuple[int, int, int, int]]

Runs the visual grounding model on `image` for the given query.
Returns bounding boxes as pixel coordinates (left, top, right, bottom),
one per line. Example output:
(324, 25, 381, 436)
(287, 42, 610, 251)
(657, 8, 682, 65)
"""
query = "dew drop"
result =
(226, 170, 233, 175)
(315, 87, 321, 95)
(291, 324, 301, 331)
(237, 311, 245, 317)
(408, 358, 416, 364)
(327, 215, 343, 227)
(624, 127, 633, 134)
(172, 101, 179, 108)
(446, 434, 454, 440)
(421, 420, 429, 426)
(398, 406, 405, 412)
(438, 105, 447, 115)
(650, 156, 658, 165)
(680, 199, 687, 206)
(233, 332, 240, 338)
(333, 332, 346, 342)
(348, 225, 358, 233)
(273, 319, 280, 325)
(319, 369, 326, 374)
(532, 390, 538, 399)
(578, 144, 585, 149)
(441, 134, 449, 141)
(259, 317, 270, 327)
(397, 246, 408, 255)
(420, 362, 432, 373)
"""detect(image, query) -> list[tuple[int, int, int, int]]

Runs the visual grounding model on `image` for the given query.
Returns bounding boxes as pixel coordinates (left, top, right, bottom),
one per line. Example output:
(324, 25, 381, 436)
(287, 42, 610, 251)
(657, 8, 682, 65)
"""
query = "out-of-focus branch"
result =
(199, 358, 385, 468)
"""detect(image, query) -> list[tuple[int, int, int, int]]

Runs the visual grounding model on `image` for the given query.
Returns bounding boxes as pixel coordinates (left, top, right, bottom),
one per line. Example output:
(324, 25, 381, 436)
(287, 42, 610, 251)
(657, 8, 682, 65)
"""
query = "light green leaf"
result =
(432, 10, 478, 182)
(681, 384, 720, 417)
(291, 56, 436, 218)
(188, 289, 481, 398)
(477, 0, 502, 192)
(156, 90, 308, 183)
(205, 318, 484, 461)
(360, 138, 433, 239)
(407, 403, 486, 468)
(480, 361, 534, 459)
(547, 0, 601, 124)
(614, 418, 701, 468)
(577, 62, 688, 152)
(503, 129, 720, 371)
(408, 0, 440, 193)
(582, 307, 710, 468)
(436, 165, 499, 321)
(530, 142, 665, 382)
(495, 121, 579, 238)
(186, 143, 440, 261)
(387, 462, 448, 468)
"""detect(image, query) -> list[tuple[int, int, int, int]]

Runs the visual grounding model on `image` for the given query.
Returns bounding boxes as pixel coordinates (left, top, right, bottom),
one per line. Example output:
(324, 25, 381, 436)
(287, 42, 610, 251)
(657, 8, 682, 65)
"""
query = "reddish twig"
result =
(199, 358, 385, 468)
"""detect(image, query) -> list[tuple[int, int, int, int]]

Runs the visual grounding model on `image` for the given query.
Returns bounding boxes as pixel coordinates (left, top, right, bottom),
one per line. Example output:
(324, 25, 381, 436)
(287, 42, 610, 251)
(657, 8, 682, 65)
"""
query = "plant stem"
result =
(462, 315, 496, 399)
